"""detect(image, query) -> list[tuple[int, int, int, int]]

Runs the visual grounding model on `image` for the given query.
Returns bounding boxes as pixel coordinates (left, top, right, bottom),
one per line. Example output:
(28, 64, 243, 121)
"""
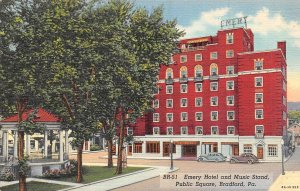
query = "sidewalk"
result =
(269, 171, 300, 191)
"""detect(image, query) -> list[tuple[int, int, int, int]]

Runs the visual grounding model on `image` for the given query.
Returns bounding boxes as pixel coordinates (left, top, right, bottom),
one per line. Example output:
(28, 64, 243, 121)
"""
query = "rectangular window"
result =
(195, 54, 202, 61)
(243, 144, 252, 154)
(166, 99, 173, 108)
(227, 96, 234, 106)
(195, 126, 203, 135)
(226, 81, 234, 90)
(211, 96, 218, 106)
(254, 60, 263, 70)
(210, 52, 218, 60)
(133, 143, 142, 153)
(153, 127, 160, 135)
(166, 113, 173, 122)
(146, 141, 160, 153)
(226, 33, 234, 44)
(210, 82, 218, 91)
(127, 127, 133, 135)
(255, 109, 264, 119)
(195, 83, 203, 92)
(181, 112, 188, 121)
(283, 81, 287, 92)
(195, 112, 203, 121)
(211, 126, 218, 135)
(255, 93, 263, 103)
(283, 96, 287, 106)
(180, 55, 187, 63)
(226, 66, 234, 75)
(195, 97, 203, 107)
(268, 145, 278, 157)
(181, 84, 188, 93)
(166, 85, 173, 94)
(168, 56, 174, 64)
(226, 50, 234, 58)
(211, 111, 218, 121)
(255, 77, 263, 87)
(181, 126, 188, 135)
(181, 98, 187, 107)
(255, 125, 264, 134)
(167, 127, 173, 135)
(153, 99, 159, 108)
(283, 111, 287, 120)
(227, 126, 235, 135)
(227, 111, 235, 120)
(153, 113, 159, 122)
(154, 87, 159, 95)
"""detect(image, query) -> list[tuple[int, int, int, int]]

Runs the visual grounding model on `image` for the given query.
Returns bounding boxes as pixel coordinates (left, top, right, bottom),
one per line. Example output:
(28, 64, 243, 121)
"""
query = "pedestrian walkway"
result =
(0, 177, 82, 187)
(58, 166, 177, 191)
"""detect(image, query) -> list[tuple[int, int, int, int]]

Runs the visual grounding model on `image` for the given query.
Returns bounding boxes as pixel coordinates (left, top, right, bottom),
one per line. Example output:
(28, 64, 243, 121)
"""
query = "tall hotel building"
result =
(126, 27, 287, 162)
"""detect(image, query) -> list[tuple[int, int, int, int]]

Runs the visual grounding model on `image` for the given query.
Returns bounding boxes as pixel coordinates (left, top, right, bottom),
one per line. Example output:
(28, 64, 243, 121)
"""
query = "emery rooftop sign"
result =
(221, 16, 248, 29)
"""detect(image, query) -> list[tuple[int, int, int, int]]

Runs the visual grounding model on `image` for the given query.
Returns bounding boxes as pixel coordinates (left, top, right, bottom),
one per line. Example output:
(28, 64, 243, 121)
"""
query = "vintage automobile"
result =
(197, 152, 227, 162)
(230, 153, 258, 164)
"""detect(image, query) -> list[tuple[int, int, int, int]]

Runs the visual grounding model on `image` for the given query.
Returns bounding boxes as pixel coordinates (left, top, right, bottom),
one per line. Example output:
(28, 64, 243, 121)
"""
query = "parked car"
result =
(198, 152, 227, 162)
(230, 153, 258, 164)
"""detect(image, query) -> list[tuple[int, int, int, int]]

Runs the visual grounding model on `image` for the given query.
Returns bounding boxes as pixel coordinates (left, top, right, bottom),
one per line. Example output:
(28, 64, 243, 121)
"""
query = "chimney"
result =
(277, 41, 286, 58)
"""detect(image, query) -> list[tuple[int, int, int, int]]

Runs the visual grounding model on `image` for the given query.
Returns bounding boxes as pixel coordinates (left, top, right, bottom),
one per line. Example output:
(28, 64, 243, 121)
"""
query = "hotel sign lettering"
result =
(221, 16, 248, 29)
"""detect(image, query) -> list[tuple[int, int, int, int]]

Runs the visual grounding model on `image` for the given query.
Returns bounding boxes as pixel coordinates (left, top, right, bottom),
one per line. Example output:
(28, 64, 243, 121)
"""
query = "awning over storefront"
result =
(202, 142, 217, 144)
(174, 141, 200, 145)
(221, 142, 239, 145)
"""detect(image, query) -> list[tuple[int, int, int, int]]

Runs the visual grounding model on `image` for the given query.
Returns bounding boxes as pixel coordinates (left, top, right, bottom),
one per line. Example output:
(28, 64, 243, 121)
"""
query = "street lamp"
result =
(281, 139, 285, 175)
(170, 140, 174, 170)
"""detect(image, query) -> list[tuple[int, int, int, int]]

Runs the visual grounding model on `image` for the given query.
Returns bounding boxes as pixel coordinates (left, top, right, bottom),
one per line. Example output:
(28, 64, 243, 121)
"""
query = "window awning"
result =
(174, 141, 200, 145)
(187, 38, 209, 44)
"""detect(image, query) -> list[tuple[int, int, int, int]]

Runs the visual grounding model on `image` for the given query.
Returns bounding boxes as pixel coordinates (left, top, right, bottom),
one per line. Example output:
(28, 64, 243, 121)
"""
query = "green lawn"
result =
(55, 166, 146, 183)
(0, 181, 70, 191)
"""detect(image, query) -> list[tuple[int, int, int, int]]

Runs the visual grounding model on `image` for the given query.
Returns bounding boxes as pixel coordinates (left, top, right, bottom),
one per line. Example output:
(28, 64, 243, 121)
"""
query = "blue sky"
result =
(135, 0, 300, 102)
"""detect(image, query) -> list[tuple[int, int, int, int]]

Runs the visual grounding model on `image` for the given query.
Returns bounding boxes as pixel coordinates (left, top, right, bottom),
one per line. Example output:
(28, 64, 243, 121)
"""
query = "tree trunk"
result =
(115, 111, 124, 175)
(107, 139, 113, 168)
(17, 103, 26, 191)
(76, 142, 83, 183)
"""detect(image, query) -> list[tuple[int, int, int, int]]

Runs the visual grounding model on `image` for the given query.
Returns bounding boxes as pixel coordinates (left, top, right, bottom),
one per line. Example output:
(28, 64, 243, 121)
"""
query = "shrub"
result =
(90, 144, 101, 151)
(0, 170, 16, 181)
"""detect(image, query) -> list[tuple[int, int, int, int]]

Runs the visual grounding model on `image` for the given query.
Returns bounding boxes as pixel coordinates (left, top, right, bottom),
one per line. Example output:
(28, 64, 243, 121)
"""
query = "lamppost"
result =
(281, 139, 285, 175)
(170, 140, 174, 170)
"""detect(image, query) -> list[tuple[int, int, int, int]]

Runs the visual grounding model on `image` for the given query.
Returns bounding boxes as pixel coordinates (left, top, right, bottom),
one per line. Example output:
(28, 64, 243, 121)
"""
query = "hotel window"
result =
(255, 93, 263, 103)
(211, 126, 218, 135)
(153, 113, 159, 122)
(243, 144, 252, 154)
(255, 77, 263, 87)
(195, 54, 202, 61)
(166, 68, 173, 79)
(181, 112, 188, 121)
(153, 99, 159, 108)
(283, 111, 287, 120)
(227, 111, 235, 120)
(283, 96, 287, 106)
(180, 66, 188, 78)
(226, 50, 234, 58)
(283, 81, 287, 92)
(227, 126, 235, 135)
(127, 127, 133, 135)
(255, 109, 264, 119)
(226, 33, 234, 44)
(166, 113, 173, 122)
(210, 82, 218, 91)
(195, 112, 203, 121)
(181, 126, 188, 135)
(211, 111, 218, 121)
(180, 55, 187, 63)
(153, 127, 160, 135)
(154, 86, 159, 95)
(181, 84, 188, 93)
(195, 83, 203, 92)
(166, 99, 173, 108)
(195, 97, 203, 107)
(195, 126, 203, 135)
(181, 98, 187, 107)
(167, 127, 173, 135)
(226, 66, 234, 75)
(227, 96, 234, 106)
(133, 143, 142, 153)
(210, 63, 218, 76)
(268, 145, 278, 157)
(254, 60, 263, 70)
(194, 65, 203, 77)
(168, 56, 174, 64)
(211, 96, 218, 106)
(146, 141, 160, 153)
(226, 81, 234, 90)
(166, 85, 173, 94)
(210, 52, 218, 60)
(255, 125, 264, 134)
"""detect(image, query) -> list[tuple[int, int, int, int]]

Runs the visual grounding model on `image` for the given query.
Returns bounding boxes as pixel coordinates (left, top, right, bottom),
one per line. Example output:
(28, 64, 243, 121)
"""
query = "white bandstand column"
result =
(13, 131, 18, 158)
(59, 130, 63, 162)
(65, 130, 69, 159)
(26, 134, 30, 156)
(2, 130, 8, 161)
(218, 142, 222, 153)
(44, 130, 48, 158)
